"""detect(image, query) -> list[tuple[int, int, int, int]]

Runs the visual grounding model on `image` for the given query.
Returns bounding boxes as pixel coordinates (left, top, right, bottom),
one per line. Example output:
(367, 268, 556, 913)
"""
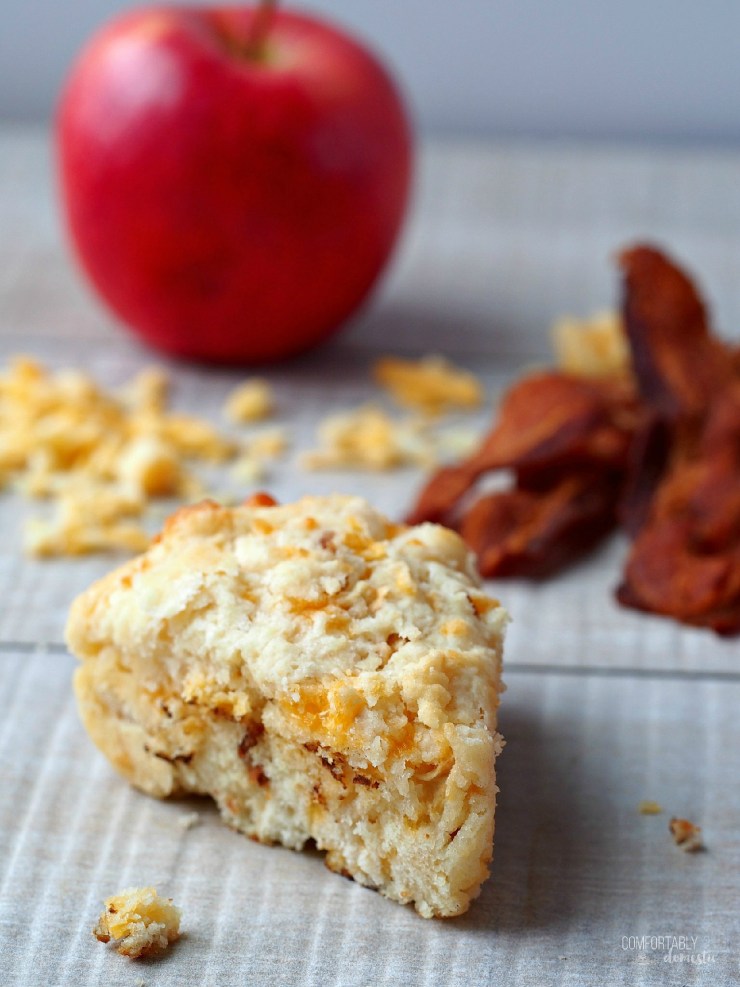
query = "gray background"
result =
(4, 0, 740, 142)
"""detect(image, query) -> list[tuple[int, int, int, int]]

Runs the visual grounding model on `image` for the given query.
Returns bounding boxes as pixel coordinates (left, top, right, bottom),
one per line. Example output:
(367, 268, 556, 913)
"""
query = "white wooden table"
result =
(1, 126, 739, 986)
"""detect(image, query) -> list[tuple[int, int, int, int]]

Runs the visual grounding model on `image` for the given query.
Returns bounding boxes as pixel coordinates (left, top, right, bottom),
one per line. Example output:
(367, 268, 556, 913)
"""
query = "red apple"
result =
(57, 4, 413, 363)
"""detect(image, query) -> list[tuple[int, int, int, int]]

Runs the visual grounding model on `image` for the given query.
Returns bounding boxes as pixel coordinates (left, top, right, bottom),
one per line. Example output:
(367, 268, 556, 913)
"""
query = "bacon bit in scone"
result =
(638, 800, 663, 815)
(374, 354, 483, 416)
(669, 817, 704, 852)
(408, 244, 740, 635)
(238, 721, 265, 757)
(354, 774, 380, 788)
(249, 766, 270, 787)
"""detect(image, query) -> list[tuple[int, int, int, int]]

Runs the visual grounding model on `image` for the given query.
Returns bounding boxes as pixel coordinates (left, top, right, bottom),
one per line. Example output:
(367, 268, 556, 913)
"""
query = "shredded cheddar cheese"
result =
(551, 310, 630, 377)
(224, 378, 274, 423)
(301, 405, 436, 471)
(374, 354, 483, 416)
(0, 357, 286, 557)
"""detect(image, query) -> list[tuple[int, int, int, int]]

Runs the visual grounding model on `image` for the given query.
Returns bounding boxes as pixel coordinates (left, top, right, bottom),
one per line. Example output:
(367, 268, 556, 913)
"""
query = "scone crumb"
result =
(551, 310, 629, 377)
(177, 811, 200, 831)
(224, 378, 274, 423)
(94, 887, 181, 958)
(374, 354, 483, 416)
(669, 817, 704, 852)
(638, 800, 663, 815)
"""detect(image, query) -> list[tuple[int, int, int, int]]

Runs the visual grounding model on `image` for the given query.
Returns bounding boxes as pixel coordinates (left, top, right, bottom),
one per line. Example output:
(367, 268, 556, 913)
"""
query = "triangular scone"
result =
(67, 495, 506, 918)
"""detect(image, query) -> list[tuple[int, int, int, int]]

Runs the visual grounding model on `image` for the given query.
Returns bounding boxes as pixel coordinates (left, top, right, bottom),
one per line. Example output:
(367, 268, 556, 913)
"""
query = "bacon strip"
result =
(408, 243, 740, 636)
(460, 470, 619, 579)
(618, 244, 731, 419)
(618, 383, 740, 633)
(407, 371, 637, 529)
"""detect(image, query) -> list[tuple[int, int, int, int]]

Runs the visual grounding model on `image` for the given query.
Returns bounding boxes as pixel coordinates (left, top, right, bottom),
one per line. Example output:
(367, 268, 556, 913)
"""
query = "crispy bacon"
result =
(615, 250, 740, 634)
(618, 245, 732, 419)
(407, 371, 637, 529)
(617, 414, 672, 536)
(407, 243, 740, 636)
(408, 371, 636, 572)
(460, 470, 619, 579)
(468, 372, 638, 473)
(405, 462, 479, 527)
(618, 383, 740, 633)
(617, 523, 740, 635)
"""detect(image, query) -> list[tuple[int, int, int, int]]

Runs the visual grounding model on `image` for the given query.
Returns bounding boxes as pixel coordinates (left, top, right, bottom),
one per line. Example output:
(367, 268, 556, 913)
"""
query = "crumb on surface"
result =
(230, 427, 289, 484)
(551, 310, 629, 377)
(669, 817, 704, 852)
(638, 800, 663, 815)
(24, 485, 151, 557)
(93, 886, 181, 958)
(373, 354, 483, 416)
(301, 404, 435, 471)
(224, 378, 274, 423)
(177, 811, 200, 831)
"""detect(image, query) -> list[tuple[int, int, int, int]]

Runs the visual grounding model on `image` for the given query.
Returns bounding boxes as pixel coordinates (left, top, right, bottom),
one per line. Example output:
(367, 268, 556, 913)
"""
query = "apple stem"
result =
(246, 0, 277, 61)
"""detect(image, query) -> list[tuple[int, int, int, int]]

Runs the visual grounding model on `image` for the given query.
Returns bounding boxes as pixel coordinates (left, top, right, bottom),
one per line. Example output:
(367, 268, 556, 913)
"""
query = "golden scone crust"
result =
(67, 495, 506, 917)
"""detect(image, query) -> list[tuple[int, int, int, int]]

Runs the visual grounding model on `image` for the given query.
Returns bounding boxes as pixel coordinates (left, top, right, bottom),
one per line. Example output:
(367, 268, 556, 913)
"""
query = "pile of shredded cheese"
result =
(0, 352, 485, 555)
(303, 355, 484, 472)
(0, 357, 283, 556)
(373, 354, 483, 416)
(551, 310, 629, 377)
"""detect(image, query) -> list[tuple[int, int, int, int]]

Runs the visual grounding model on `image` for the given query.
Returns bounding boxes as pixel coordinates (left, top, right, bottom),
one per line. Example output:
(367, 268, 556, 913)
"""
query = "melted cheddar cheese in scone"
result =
(67, 494, 506, 918)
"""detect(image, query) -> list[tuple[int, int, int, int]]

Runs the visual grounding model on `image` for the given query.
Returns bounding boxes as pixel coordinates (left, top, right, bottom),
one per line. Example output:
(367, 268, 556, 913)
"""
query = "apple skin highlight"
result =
(57, 6, 413, 363)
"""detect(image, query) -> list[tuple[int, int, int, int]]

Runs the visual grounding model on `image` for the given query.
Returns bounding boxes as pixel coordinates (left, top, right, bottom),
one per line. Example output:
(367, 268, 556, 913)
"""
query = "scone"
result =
(67, 494, 506, 918)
